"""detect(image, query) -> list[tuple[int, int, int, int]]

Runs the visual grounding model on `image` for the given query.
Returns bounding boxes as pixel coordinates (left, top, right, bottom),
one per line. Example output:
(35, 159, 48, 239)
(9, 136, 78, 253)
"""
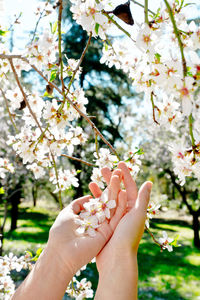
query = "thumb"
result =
(137, 181, 152, 216)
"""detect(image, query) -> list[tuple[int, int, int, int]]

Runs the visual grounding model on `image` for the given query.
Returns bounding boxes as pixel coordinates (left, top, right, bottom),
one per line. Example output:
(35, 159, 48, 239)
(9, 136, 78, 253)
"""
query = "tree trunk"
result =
(32, 184, 37, 207)
(0, 228, 3, 256)
(192, 213, 200, 248)
(72, 146, 84, 199)
(10, 189, 21, 231)
(0, 201, 8, 255)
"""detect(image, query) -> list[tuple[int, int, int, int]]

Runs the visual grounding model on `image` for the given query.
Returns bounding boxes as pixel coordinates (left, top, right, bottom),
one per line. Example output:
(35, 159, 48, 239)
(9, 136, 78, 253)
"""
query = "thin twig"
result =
(30, 8, 46, 43)
(145, 225, 163, 251)
(188, 114, 196, 160)
(144, 0, 149, 24)
(50, 151, 63, 210)
(95, 134, 100, 159)
(164, 0, 187, 78)
(0, 87, 18, 133)
(8, 58, 45, 135)
(163, 1, 197, 160)
(65, 32, 92, 95)
(150, 92, 160, 125)
(58, 0, 65, 95)
(62, 154, 96, 167)
(102, 11, 135, 43)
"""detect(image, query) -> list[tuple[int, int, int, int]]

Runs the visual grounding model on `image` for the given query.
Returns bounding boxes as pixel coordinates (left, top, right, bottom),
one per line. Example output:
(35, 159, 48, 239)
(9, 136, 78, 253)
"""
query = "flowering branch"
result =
(8, 58, 45, 135)
(64, 32, 92, 96)
(30, 4, 47, 43)
(0, 87, 18, 133)
(61, 154, 96, 167)
(58, 0, 65, 95)
(145, 225, 163, 251)
(0, 54, 118, 157)
(189, 114, 196, 160)
(163, 1, 197, 160)
(50, 151, 63, 210)
(163, 0, 187, 78)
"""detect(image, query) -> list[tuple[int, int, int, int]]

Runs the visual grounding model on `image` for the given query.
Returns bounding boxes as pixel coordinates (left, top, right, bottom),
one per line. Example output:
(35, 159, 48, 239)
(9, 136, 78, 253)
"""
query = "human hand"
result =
(47, 168, 127, 278)
(91, 162, 152, 300)
(11, 168, 127, 300)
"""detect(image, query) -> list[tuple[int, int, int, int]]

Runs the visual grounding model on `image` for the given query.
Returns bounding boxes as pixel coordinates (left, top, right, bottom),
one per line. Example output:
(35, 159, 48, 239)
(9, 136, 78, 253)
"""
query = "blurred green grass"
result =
(1, 201, 200, 299)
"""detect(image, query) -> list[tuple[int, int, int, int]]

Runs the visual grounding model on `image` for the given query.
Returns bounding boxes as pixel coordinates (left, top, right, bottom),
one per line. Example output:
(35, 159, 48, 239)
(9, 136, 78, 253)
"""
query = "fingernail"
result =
(147, 181, 153, 192)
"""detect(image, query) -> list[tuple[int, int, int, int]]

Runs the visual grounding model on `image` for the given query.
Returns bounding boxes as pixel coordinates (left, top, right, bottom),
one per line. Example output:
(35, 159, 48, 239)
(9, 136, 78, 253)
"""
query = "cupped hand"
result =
(47, 168, 127, 277)
(91, 162, 152, 274)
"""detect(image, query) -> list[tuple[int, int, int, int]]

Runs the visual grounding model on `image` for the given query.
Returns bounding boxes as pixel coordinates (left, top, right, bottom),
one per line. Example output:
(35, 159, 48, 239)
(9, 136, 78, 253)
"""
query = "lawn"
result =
(1, 199, 200, 300)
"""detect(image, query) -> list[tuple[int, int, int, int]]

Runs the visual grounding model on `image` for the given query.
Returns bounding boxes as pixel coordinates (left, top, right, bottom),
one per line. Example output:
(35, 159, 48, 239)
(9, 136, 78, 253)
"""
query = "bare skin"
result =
(11, 162, 152, 300)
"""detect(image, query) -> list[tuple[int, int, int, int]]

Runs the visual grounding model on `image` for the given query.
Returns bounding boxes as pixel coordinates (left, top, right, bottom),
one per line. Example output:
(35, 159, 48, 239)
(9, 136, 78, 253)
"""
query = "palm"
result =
(92, 162, 151, 273)
(48, 169, 126, 274)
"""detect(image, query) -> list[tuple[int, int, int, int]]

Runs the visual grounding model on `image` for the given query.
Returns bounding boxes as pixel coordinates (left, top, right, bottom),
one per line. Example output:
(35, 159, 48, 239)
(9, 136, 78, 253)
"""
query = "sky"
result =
(1, 0, 200, 50)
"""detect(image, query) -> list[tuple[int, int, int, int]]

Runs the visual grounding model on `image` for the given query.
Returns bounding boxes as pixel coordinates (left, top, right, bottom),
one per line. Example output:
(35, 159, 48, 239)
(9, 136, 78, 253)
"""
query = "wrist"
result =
(45, 240, 75, 280)
(96, 252, 138, 300)
(12, 242, 74, 300)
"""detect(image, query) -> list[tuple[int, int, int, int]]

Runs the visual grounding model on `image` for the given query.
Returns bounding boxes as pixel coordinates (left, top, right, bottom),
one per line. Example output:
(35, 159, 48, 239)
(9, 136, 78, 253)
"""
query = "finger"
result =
(109, 190, 127, 231)
(136, 181, 152, 216)
(118, 161, 138, 208)
(101, 167, 112, 185)
(109, 169, 122, 208)
(72, 195, 92, 214)
(89, 182, 102, 198)
(108, 174, 121, 218)
(112, 169, 122, 181)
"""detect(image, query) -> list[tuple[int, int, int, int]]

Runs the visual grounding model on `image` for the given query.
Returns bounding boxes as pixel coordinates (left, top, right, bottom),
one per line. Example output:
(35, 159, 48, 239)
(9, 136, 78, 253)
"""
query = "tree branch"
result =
(150, 92, 160, 125)
(164, 0, 187, 78)
(0, 87, 18, 133)
(62, 154, 96, 167)
(8, 58, 45, 135)
(144, 0, 149, 24)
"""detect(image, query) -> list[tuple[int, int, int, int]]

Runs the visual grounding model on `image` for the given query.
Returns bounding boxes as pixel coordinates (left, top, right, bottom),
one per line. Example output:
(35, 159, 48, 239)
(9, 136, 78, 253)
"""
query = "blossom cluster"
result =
(98, 1, 200, 185)
(76, 188, 116, 237)
(70, 0, 111, 39)
(66, 259, 95, 299)
(0, 249, 94, 300)
(0, 158, 14, 179)
(91, 148, 142, 189)
(145, 202, 161, 229)
(0, 252, 32, 299)
(66, 277, 94, 299)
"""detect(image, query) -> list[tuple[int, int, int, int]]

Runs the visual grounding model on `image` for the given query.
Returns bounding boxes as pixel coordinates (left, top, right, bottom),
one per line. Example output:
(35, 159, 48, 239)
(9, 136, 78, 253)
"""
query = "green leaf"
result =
(36, 248, 43, 256)
(155, 53, 161, 63)
(184, 2, 195, 7)
(50, 69, 57, 82)
(104, 42, 108, 51)
(134, 148, 144, 156)
(43, 91, 53, 98)
(0, 30, 8, 36)
(77, 170, 82, 174)
(52, 21, 58, 34)
(170, 235, 180, 247)
(95, 23, 100, 35)
(0, 187, 4, 194)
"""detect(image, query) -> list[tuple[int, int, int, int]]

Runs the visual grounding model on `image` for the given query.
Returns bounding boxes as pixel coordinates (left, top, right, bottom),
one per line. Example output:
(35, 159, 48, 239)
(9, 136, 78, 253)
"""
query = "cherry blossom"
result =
(159, 231, 173, 252)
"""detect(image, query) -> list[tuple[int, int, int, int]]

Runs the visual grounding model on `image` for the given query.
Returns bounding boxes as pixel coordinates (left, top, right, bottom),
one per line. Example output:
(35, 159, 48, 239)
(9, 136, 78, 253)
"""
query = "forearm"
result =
(95, 253, 138, 300)
(11, 244, 73, 300)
